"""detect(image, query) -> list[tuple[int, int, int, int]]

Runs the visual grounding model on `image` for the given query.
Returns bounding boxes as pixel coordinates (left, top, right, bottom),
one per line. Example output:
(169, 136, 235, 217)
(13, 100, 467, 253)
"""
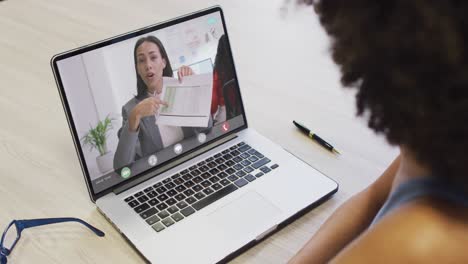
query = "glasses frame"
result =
(0, 217, 104, 264)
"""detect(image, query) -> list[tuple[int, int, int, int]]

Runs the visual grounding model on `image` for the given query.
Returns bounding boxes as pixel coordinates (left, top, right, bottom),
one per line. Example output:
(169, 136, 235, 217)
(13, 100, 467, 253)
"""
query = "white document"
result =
(155, 73, 213, 127)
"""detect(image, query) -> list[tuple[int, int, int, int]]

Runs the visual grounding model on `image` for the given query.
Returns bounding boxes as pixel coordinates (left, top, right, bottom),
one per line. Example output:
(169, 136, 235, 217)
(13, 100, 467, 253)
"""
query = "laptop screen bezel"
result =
(50, 6, 248, 202)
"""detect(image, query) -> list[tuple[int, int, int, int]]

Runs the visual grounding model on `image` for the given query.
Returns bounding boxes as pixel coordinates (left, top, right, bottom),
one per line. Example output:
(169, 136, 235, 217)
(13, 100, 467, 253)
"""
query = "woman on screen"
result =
(114, 36, 211, 170)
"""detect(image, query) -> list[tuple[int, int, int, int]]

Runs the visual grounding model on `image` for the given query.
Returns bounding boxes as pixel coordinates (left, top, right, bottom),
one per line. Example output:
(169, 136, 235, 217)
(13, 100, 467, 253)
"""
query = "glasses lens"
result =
(2, 224, 18, 251)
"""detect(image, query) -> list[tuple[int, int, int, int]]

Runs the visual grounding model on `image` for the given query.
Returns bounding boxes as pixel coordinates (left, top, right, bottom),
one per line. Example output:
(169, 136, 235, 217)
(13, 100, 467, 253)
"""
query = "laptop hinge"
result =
(112, 134, 238, 195)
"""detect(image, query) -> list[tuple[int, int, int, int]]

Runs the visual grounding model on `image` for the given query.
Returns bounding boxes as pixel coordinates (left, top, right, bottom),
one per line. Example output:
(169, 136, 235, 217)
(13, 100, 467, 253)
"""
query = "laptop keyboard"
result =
(123, 142, 279, 233)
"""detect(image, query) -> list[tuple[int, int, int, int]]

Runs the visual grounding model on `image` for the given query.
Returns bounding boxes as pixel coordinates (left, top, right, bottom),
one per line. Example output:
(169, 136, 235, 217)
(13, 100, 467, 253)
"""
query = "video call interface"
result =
(56, 12, 245, 194)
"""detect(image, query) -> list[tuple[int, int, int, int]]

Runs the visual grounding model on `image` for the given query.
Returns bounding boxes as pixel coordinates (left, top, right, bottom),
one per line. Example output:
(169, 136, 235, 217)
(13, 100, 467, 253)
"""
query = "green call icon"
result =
(121, 167, 131, 179)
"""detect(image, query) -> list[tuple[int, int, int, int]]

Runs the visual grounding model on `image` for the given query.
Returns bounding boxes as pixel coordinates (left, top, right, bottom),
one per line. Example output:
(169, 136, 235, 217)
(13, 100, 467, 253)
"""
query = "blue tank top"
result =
(371, 176, 468, 226)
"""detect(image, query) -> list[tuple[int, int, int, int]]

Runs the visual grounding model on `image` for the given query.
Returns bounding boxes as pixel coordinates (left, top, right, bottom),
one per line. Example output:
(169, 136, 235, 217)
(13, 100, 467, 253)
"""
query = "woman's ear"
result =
(162, 58, 167, 69)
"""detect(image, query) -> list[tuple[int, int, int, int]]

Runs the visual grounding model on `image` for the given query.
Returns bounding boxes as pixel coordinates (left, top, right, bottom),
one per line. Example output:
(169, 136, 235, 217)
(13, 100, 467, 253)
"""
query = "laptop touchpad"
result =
(208, 191, 282, 240)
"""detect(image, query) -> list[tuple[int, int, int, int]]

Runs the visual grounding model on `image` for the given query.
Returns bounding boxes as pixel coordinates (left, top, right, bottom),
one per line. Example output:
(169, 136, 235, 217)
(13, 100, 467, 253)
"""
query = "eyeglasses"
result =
(0, 217, 105, 264)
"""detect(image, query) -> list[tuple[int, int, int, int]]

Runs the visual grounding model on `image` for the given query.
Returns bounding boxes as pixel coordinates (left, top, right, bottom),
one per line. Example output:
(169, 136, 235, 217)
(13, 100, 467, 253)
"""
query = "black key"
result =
(214, 153, 222, 158)
(222, 149, 230, 154)
(157, 194, 168, 201)
(248, 156, 259, 162)
(171, 173, 181, 180)
(233, 164, 243, 171)
(144, 186, 153, 193)
(234, 178, 249, 188)
(212, 183, 223, 190)
(147, 190, 158, 198)
(181, 169, 189, 175)
(166, 198, 177, 206)
(203, 187, 214, 195)
(217, 164, 227, 171)
(167, 206, 179, 214)
(163, 178, 172, 184)
(192, 184, 238, 210)
(254, 152, 265, 158)
(184, 180, 195, 188)
(252, 158, 271, 169)
(140, 207, 158, 219)
(189, 165, 198, 171)
(173, 178, 184, 185)
(165, 182, 176, 189)
(124, 196, 134, 203)
(162, 217, 175, 227)
(201, 180, 212, 187)
(175, 194, 186, 201)
(231, 150, 241, 156)
(185, 196, 197, 204)
(146, 215, 160, 225)
(227, 175, 239, 182)
(238, 145, 251, 152)
(220, 179, 230, 186)
(152, 222, 165, 232)
(193, 176, 203, 184)
(156, 186, 167, 194)
(194, 192, 206, 200)
(166, 189, 177, 197)
(225, 160, 235, 167)
(206, 157, 214, 162)
(245, 174, 256, 182)
(226, 168, 236, 175)
(153, 182, 163, 188)
(244, 166, 254, 173)
(236, 171, 246, 177)
(201, 172, 211, 179)
(191, 169, 201, 176)
(180, 206, 196, 217)
(183, 189, 195, 197)
(260, 166, 272, 173)
(128, 200, 139, 208)
(215, 158, 225, 164)
(148, 198, 159, 206)
(156, 203, 168, 211)
(182, 174, 193, 181)
(176, 201, 188, 209)
(209, 176, 221, 183)
(207, 162, 217, 168)
(241, 160, 251, 166)
(199, 165, 209, 172)
(237, 142, 245, 146)
(229, 145, 237, 150)
(172, 212, 184, 222)
(193, 185, 203, 192)
(175, 185, 187, 192)
(240, 153, 250, 159)
(135, 191, 144, 197)
(218, 172, 228, 179)
(222, 154, 233, 160)
(157, 210, 170, 219)
(255, 172, 264, 178)
(137, 195, 149, 203)
(197, 161, 206, 167)
(134, 203, 150, 213)
(209, 168, 220, 175)
(271, 164, 279, 169)
(248, 149, 257, 155)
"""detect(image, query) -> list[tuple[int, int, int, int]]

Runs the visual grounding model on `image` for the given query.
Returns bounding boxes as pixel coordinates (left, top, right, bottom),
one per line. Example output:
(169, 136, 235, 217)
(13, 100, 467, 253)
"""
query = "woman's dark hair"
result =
(303, 0, 468, 188)
(134, 36, 173, 99)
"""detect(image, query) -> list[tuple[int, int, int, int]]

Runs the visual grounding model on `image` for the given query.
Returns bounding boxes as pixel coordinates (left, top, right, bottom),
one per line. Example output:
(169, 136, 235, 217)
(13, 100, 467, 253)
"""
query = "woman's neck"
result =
(391, 146, 431, 192)
(147, 79, 163, 95)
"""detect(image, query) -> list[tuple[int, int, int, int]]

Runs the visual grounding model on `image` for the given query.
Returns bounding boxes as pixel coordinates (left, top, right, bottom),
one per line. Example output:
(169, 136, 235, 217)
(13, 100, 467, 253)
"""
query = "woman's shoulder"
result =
(332, 198, 468, 262)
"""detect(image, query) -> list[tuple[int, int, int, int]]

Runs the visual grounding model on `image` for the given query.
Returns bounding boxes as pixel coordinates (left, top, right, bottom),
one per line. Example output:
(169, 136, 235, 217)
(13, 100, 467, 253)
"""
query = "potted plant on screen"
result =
(81, 116, 115, 173)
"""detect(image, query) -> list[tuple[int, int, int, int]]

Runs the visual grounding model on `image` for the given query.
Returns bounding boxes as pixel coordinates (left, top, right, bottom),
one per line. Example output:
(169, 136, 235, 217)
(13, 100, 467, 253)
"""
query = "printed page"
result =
(156, 73, 212, 127)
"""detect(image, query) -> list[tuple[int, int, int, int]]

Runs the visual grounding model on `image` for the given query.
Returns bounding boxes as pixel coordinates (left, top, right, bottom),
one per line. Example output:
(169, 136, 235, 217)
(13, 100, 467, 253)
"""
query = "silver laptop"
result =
(50, 6, 338, 263)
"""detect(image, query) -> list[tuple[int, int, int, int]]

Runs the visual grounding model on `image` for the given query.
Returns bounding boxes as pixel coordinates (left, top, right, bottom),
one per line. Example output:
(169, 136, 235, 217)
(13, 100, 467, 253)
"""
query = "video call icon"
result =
(174, 144, 183, 155)
(121, 167, 131, 179)
(148, 155, 158, 167)
(197, 133, 207, 143)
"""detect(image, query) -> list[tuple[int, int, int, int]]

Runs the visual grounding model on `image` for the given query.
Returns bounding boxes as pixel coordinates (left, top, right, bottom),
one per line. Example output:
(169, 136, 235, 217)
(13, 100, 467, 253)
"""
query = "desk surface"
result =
(0, 0, 398, 263)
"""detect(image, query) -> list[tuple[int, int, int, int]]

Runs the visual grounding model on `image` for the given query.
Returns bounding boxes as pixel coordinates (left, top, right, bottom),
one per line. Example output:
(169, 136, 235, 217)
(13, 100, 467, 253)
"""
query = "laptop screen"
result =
(53, 8, 246, 195)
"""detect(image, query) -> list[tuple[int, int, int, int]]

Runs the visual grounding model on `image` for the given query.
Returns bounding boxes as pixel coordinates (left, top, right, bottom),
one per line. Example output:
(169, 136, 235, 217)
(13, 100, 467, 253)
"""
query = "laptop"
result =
(50, 6, 338, 263)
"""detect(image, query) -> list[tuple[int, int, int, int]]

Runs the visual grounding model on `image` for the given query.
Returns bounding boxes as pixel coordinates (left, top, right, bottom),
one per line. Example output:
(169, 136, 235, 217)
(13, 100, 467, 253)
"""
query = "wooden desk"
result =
(0, 0, 398, 263)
